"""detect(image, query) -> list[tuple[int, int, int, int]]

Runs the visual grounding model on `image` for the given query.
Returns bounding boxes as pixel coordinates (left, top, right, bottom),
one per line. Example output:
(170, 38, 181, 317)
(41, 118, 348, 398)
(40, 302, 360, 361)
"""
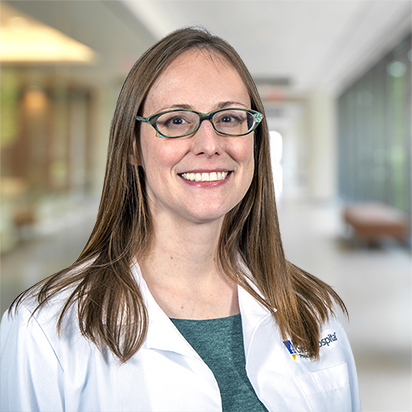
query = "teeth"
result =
(181, 171, 229, 182)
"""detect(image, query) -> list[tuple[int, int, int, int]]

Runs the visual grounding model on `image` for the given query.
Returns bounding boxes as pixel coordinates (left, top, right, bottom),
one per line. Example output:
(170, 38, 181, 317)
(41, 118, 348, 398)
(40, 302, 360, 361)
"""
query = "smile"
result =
(180, 171, 230, 182)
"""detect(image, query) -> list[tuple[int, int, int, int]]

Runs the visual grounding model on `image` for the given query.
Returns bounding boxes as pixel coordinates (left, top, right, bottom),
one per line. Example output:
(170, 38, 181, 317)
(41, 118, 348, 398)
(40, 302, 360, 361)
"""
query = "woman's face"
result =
(138, 50, 255, 227)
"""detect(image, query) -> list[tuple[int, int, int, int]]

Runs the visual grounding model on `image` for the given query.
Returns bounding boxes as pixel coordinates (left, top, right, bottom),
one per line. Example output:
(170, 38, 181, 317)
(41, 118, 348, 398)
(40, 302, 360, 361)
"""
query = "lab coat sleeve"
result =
(0, 306, 64, 412)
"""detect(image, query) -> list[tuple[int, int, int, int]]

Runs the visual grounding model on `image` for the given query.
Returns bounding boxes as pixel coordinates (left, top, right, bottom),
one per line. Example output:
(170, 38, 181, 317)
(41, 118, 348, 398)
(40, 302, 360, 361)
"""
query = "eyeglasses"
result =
(136, 108, 264, 138)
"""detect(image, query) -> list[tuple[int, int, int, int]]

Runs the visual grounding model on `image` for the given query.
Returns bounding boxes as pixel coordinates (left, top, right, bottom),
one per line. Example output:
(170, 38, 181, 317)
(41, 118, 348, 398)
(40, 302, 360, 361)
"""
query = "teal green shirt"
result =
(170, 314, 268, 412)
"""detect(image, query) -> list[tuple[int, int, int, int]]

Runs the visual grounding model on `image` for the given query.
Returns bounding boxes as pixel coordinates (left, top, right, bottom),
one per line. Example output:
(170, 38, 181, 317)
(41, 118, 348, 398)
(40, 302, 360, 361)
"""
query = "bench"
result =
(343, 203, 409, 244)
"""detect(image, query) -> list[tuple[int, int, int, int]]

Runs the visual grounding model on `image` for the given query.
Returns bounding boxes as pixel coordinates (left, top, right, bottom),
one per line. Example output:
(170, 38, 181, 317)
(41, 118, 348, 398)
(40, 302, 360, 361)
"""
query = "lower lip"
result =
(179, 172, 231, 187)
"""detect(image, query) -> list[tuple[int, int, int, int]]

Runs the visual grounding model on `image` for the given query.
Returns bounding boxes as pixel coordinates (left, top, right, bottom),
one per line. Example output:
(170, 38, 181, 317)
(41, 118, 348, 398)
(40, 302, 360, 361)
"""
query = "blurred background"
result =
(1, 1, 411, 410)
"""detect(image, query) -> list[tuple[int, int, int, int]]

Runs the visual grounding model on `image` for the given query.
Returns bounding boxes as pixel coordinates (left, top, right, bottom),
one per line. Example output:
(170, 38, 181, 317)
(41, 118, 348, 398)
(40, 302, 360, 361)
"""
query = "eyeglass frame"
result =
(136, 108, 264, 138)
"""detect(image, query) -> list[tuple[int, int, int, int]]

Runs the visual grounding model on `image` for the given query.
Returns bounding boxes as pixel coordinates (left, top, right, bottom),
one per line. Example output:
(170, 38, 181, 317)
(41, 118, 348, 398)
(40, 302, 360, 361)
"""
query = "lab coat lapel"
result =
(130, 261, 201, 359)
(238, 283, 272, 352)
(238, 282, 299, 410)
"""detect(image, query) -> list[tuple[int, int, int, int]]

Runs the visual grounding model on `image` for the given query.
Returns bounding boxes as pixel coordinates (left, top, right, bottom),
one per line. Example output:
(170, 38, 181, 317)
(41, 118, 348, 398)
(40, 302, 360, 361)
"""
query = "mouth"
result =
(180, 171, 230, 182)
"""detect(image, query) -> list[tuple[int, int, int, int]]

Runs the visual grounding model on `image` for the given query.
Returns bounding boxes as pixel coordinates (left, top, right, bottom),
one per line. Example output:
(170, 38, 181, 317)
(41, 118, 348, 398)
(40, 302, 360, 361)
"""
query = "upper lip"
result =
(178, 169, 231, 174)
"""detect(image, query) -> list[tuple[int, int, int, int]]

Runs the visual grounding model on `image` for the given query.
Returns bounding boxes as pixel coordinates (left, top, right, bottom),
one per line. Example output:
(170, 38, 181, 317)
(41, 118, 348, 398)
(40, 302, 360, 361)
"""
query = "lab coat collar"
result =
(131, 261, 201, 359)
(237, 277, 274, 354)
(130, 260, 274, 358)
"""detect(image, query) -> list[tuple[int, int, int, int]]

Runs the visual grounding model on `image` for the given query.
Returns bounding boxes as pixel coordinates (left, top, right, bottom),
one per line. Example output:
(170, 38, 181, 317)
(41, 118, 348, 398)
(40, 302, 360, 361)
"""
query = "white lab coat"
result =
(1, 262, 361, 412)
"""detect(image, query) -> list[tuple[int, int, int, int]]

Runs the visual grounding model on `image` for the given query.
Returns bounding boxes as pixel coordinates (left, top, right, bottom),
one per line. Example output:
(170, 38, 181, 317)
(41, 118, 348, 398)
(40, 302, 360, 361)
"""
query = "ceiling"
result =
(3, 0, 411, 97)
(123, 0, 412, 95)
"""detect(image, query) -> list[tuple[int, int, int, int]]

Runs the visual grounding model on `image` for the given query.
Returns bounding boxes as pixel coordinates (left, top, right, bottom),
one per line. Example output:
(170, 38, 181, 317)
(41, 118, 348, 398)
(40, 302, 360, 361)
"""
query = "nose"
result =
(191, 118, 222, 156)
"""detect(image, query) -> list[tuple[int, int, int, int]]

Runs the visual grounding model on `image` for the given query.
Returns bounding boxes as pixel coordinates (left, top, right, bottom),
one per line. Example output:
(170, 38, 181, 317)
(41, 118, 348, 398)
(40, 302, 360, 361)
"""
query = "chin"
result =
(183, 204, 237, 224)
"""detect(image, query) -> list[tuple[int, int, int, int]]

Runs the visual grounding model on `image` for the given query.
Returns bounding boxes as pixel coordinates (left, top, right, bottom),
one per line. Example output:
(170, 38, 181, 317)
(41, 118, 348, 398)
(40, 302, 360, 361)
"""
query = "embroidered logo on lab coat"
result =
(283, 332, 337, 359)
(283, 340, 299, 359)
(319, 332, 338, 347)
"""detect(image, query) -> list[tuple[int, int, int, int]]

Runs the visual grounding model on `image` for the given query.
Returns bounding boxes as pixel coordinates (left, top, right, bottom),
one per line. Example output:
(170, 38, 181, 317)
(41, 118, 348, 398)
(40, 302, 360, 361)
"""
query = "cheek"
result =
(228, 136, 255, 169)
(140, 131, 188, 173)
(139, 128, 164, 170)
(240, 138, 255, 187)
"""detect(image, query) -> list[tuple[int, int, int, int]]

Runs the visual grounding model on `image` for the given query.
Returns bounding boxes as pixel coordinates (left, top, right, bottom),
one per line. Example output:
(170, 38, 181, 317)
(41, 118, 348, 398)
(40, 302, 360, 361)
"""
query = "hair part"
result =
(10, 26, 346, 362)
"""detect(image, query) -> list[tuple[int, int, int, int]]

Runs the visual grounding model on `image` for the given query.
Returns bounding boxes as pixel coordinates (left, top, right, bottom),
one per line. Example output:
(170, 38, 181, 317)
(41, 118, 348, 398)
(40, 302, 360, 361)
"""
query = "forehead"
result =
(144, 49, 250, 113)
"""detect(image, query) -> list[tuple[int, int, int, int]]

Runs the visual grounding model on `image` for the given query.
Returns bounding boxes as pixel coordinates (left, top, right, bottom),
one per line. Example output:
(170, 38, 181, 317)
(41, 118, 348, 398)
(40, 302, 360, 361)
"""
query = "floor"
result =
(1, 198, 411, 411)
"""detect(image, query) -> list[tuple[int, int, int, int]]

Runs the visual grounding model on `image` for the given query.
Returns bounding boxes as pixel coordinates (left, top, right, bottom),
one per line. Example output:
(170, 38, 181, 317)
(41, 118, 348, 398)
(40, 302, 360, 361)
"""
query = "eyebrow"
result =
(156, 101, 249, 113)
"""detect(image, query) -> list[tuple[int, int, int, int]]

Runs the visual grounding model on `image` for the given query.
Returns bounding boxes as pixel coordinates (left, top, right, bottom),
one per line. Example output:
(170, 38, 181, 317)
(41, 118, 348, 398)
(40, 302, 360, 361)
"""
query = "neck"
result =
(139, 216, 239, 319)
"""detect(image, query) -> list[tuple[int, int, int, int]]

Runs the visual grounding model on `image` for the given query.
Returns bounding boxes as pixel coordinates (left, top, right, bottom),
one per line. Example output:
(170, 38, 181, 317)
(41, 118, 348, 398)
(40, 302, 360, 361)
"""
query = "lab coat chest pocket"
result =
(293, 363, 352, 412)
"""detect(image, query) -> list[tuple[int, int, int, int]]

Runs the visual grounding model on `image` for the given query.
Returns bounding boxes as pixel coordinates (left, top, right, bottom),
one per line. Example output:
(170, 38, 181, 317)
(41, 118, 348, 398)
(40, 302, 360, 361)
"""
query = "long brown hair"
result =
(11, 27, 346, 361)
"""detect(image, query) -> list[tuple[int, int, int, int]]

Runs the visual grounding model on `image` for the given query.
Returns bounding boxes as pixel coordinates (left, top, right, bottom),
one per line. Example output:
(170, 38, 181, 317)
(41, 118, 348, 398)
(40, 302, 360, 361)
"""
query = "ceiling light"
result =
(8, 16, 29, 32)
(0, 3, 97, 64)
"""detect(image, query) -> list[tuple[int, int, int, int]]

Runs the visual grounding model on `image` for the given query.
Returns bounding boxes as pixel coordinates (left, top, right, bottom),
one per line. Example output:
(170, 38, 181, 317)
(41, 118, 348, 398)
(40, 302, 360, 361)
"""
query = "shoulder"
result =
(1, 287, 84, 359)
(2, 260, 95, 342)
(2, 292, 59, 337)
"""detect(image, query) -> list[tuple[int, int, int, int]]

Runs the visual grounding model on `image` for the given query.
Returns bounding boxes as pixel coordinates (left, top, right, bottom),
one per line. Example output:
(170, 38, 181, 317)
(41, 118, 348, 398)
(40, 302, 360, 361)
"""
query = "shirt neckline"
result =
(170, 313, 241, 323)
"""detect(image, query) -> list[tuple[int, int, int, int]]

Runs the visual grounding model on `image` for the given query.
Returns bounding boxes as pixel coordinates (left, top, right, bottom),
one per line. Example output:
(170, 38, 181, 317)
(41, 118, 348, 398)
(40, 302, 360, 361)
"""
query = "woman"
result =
(1, 27, 360, 412)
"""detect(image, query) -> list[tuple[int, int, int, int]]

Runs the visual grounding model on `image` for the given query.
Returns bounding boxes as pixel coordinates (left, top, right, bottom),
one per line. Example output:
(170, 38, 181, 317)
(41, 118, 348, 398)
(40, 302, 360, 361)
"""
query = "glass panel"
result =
(338, 33, 412, 245)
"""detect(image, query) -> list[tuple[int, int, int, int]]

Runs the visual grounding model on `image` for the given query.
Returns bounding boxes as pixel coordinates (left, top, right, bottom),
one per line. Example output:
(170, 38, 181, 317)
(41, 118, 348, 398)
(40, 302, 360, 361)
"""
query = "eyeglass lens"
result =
(155, 109, 256, 137)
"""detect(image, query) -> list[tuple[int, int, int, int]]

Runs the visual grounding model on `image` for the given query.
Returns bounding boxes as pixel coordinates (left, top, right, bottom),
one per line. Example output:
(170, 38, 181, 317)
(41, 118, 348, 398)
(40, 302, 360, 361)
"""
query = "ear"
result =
(129, 139, 142, 167)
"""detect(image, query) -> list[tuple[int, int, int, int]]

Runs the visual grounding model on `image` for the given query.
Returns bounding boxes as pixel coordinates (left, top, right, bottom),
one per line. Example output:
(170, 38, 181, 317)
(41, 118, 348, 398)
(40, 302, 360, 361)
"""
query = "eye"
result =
(169, 116, 186, 125)
(214, 110, 246, 126)
(154, 111, 198, 137)
(221, 115, 237, 123)
(158, 113, 193, 129)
